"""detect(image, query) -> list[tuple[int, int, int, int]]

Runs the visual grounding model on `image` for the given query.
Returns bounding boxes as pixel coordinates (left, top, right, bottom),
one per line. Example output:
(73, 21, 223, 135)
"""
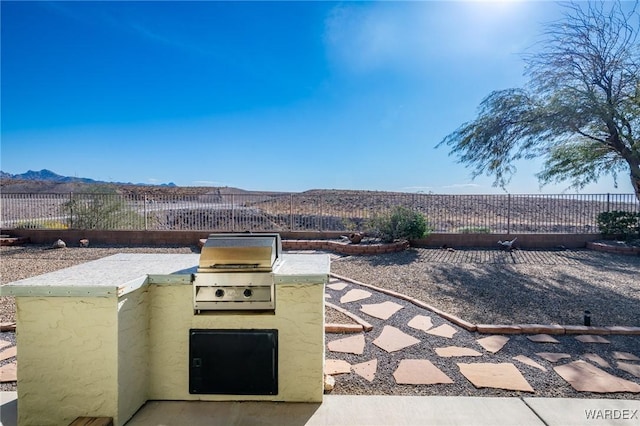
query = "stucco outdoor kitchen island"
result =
(1, 252, 330, 426)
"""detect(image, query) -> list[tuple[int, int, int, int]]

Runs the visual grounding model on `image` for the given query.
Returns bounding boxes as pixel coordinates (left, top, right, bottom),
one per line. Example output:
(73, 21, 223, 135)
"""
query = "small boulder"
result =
(348, 233, 363, 244)
(324, 374, 335, 393)
(52, 239, 66, 249)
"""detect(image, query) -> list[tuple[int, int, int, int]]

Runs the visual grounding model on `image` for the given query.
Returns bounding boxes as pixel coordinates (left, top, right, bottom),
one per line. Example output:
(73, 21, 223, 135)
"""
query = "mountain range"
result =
(0, 169, 176, 187)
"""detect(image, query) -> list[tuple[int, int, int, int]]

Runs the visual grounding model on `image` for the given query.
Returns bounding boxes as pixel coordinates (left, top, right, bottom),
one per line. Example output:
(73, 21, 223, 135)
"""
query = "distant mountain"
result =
(0, 169, 176, 187)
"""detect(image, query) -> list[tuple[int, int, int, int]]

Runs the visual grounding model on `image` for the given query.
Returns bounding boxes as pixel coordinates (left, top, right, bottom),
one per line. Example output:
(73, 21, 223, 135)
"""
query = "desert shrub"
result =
(596, 211, 640, 240)
(63, 188, 145, 230)
(15, 220, 68, 229)
(367, 206, 430, 242)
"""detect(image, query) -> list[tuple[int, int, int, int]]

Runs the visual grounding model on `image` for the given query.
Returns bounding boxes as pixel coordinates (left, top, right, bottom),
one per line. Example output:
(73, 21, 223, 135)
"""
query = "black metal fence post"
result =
(507, 194, 511, 235)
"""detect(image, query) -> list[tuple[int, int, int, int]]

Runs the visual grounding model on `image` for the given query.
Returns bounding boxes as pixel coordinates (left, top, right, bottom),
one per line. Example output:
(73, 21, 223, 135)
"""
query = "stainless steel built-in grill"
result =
(193, 233, 281, 312)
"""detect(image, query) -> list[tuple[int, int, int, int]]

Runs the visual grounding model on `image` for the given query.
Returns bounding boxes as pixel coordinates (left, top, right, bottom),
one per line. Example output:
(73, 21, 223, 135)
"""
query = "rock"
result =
(348, 233, 363, 244)
(79, 239, 89, 247)
(324, 374, 335, 392)
(52, 239, 66, 249)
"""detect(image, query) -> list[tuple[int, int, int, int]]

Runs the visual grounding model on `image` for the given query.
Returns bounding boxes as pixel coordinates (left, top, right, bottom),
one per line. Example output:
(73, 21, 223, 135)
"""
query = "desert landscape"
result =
(2, 178, 638, 234)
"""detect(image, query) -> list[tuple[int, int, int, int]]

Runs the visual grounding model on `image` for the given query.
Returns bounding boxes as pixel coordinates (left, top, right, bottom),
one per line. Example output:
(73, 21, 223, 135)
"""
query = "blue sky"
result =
(1, 1, 635, 194)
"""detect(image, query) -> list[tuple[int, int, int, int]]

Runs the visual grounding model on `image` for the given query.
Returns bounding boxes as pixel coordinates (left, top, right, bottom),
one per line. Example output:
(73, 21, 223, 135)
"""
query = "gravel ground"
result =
(2, 243, 639, 398)
(324, 280, 640, 399)
(331, 247, 640, 327)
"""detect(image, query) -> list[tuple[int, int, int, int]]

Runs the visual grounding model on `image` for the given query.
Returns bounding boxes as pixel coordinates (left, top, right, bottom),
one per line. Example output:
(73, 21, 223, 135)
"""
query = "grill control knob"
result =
(215, 289, 225, 298)
(243, 288, 253, 298)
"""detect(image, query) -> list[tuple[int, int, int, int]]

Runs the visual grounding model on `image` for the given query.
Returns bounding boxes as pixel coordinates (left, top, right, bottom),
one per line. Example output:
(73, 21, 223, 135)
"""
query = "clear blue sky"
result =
(1, 1, 635, 194)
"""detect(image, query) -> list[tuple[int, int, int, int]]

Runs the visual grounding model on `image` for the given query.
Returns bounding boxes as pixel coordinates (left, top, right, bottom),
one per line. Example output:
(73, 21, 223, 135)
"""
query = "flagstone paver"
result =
(327, 282, 348, 291)
(325, 293, 331, 299)
(613, 351, 640, 361)
(617, 362, 640, 378)
(0, 362, 17, 383)
(393, 359, 454, 385)
(575, 335, 610, 344)
(554, 360, 640, 393)
(328, 334, 366, 355)
(477, 335, 509, 354)
(583, 353, 611, 369)
(0, 340, 10, 351)
(527, 334, 560, 344)
(426, 324, 457, 339)
(340, 289, 372, 304)
(373, 326, 420, 353)
(458, 363, 534, 392)
(360, 301, 404, 320)
(325, 359, 352, 375)
(407, 315, 433, 332)
(513, 355, 547, 372)
(0, 347, 17, 362)
(352, 359, 377, 382)
(435, 346, 482, 358)
(325, 269, 640, 398)
(536, 352, 572, 363)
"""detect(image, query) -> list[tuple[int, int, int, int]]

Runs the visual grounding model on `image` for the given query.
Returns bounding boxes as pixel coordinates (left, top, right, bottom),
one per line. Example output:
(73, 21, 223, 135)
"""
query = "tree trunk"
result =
(632, 174, 640, 204)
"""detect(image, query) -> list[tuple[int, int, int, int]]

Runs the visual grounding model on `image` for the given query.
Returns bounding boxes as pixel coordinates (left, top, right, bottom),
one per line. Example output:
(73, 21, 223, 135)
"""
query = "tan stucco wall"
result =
(117, 287, 150, 425)
(148, 282, 325, 402)
(14, 277, 325, 425)
(16, 297, 118, 426)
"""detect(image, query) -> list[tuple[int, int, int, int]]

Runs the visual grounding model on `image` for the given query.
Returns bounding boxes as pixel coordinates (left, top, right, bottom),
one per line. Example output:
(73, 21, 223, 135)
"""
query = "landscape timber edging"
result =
(586, 241, 640, 256)
(330, 273, 640, 336)
(283, 239, 409, 255)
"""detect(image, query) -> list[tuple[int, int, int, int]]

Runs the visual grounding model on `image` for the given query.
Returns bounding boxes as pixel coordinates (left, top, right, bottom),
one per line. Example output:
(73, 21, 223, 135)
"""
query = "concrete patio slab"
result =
(524, 397, 640, 426)
(0, 391, 17, 426)
(124, 396, 547, 426)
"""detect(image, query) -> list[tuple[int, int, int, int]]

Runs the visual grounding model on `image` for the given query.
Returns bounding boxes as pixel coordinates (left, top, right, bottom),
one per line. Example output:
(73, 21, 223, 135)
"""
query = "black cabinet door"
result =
(189, 329, 278, 395)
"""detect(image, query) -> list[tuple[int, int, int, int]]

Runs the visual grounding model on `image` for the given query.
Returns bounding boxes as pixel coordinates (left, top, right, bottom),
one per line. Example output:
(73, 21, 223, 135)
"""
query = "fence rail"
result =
(1, 192, 638, 234)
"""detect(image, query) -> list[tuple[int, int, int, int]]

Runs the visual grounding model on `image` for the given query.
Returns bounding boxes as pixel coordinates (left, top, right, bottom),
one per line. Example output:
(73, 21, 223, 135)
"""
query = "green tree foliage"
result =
(438, 2, 640, 202)
(596, 210, 640, 239)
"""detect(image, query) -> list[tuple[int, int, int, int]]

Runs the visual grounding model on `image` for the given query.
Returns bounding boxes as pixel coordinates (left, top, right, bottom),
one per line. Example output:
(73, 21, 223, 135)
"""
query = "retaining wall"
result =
(3, 229, 600, 250)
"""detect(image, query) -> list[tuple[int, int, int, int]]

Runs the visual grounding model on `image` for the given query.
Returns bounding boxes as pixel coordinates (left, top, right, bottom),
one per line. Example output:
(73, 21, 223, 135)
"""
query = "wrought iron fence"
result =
(1, 191, 638, 234)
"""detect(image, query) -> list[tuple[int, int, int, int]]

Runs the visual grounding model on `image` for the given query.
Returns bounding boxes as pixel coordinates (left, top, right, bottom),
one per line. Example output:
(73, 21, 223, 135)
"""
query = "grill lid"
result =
(198, 233, 281, 273)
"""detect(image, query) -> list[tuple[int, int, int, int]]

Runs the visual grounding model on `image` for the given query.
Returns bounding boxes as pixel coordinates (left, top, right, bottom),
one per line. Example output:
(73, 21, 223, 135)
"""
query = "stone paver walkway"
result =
(324, 276, 640, 397)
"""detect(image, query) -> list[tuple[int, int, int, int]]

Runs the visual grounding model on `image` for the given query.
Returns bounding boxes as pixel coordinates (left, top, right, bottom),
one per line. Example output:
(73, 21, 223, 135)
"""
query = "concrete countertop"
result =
(0, 253, 330, 297)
